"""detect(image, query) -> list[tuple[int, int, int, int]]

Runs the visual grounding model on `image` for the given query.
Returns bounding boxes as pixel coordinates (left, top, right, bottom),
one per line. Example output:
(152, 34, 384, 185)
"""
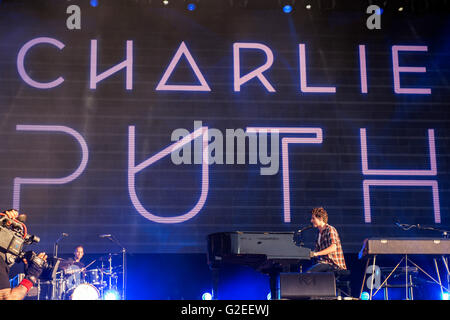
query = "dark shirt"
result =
(0, 255, 11, 290)
(60, 258, 84, 270)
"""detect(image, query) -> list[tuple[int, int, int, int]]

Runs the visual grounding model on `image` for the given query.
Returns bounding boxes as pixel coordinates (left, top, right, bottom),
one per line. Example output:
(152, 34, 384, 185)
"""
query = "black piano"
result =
(207, 231, 311, 299)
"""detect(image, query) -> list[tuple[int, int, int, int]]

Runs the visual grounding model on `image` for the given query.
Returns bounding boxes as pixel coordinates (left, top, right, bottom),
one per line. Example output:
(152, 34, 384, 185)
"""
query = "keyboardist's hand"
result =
(310, 251, 317, 258)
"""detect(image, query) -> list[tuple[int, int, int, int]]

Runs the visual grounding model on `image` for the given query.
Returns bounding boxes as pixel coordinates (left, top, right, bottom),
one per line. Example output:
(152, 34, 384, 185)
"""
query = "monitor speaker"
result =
(280, 272, 336, 299)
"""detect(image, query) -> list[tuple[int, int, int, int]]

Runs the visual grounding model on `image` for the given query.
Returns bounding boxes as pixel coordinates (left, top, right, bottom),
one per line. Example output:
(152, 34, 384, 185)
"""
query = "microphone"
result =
(393, 219, 416, 231)
(297, 224, 313, 233)
(99, 234, 112, 238)
(393, 218, 404, 228)
(56, 232, 69, 243)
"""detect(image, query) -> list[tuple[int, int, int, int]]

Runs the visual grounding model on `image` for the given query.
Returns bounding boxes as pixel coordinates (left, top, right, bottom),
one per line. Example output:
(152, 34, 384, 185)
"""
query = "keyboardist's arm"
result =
(312, 244, 336, 257)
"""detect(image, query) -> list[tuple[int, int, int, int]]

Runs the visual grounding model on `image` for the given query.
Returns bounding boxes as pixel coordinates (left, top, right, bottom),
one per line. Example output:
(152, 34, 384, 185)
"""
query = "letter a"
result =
(366, 5, 381, 30)
(156, 42, 211, 91)
(66, 5, 81, 30)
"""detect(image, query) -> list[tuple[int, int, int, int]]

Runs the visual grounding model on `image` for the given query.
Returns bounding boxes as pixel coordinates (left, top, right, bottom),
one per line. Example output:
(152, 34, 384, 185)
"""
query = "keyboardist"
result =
(307, 207, 347, 273)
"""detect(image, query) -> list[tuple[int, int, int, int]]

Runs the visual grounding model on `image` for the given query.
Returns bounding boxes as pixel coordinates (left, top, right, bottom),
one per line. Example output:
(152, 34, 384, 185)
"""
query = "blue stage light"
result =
(283, 5, 293, 13)
(361, 292, 370, 300)
(266, 292, 271, 300)
(187, 3, 196, 11)
(90, 0, 98, 7)
(103, 289, 121, 300)
(443, 292, 449, 300)
(202, 292, 212, 300)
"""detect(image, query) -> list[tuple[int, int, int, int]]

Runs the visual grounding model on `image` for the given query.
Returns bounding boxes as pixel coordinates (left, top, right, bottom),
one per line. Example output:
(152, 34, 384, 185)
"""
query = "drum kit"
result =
(36, 253, 122, 300)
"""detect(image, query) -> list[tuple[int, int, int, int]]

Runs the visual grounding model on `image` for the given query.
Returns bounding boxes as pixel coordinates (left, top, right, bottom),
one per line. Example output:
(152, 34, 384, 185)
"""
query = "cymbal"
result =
(97, 253, 121, 261)
(94, 266, 121, 273)
(94, 282, 107, 288)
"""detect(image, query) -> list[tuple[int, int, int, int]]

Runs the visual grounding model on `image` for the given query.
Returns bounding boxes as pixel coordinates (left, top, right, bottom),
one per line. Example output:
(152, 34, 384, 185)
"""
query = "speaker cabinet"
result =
(280, 272, 336, 299)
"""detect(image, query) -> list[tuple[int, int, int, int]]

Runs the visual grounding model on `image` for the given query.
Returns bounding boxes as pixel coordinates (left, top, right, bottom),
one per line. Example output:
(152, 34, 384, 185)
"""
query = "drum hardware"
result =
(62, 264, 118, 300)
(99, 234, 127, 300)
(108, 253, 113, 291)
(34, 255, 121, 300)
(37, 234, 126, 300)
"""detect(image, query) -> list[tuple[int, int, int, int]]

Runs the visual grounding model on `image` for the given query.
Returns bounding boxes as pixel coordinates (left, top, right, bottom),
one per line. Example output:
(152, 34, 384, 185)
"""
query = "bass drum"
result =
(68, 283, 100, 300)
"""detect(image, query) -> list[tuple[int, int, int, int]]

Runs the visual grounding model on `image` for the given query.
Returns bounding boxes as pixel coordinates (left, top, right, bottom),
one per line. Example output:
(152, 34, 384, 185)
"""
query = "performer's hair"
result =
(311, 207, 328, 224)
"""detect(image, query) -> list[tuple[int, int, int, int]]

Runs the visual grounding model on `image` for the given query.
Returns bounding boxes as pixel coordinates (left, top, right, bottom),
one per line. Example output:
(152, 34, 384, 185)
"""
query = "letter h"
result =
(360, 128, 440, 223)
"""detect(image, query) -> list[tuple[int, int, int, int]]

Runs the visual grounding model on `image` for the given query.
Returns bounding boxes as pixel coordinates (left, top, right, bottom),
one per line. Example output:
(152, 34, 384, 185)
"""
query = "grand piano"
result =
(207, 231, 311, 299)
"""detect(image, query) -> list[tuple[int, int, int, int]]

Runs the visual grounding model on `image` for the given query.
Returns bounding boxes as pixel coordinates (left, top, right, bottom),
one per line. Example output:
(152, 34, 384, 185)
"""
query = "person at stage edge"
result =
(0, 209, 47, 300)
(307, 207, 347, 272)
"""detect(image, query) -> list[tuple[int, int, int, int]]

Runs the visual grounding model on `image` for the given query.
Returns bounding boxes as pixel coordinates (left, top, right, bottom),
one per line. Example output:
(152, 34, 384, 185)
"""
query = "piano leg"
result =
(268, 270, 280, 300)
(211, 268, 220, 300)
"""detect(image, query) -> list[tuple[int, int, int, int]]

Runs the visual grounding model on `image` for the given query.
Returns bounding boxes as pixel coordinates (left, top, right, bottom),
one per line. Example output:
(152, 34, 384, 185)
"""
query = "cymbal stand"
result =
(36, 279, 41, 300)
(102, 235, 127, 300)
(100, 260, 105, 298)
(108, 253, 113, 291)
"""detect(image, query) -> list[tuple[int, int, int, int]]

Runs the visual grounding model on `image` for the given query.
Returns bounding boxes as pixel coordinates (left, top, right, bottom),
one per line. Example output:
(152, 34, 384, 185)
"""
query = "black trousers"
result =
(306, 262, 339, 273)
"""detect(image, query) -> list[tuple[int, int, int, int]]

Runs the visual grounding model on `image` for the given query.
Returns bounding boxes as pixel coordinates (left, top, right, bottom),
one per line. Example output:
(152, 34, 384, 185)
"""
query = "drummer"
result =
(60, 245, 86, 274)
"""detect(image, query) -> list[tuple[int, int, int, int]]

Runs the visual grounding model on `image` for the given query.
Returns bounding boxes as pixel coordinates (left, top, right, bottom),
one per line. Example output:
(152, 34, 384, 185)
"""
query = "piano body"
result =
(207, 231, 311, 299)
(359, 238, 450, 257)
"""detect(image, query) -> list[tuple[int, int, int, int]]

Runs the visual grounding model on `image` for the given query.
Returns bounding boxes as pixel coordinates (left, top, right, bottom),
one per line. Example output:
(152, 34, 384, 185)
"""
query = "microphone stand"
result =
(103, 235, 127, 300)
(52, 233, 67, 300)
(54, 234, 67, 259)
(395, 222, 450, 237)
(293, 225, 312, 273)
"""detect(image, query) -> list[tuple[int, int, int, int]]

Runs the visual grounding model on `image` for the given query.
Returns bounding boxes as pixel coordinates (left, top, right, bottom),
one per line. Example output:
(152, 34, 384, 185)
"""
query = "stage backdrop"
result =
(0, 0, 449, 254)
